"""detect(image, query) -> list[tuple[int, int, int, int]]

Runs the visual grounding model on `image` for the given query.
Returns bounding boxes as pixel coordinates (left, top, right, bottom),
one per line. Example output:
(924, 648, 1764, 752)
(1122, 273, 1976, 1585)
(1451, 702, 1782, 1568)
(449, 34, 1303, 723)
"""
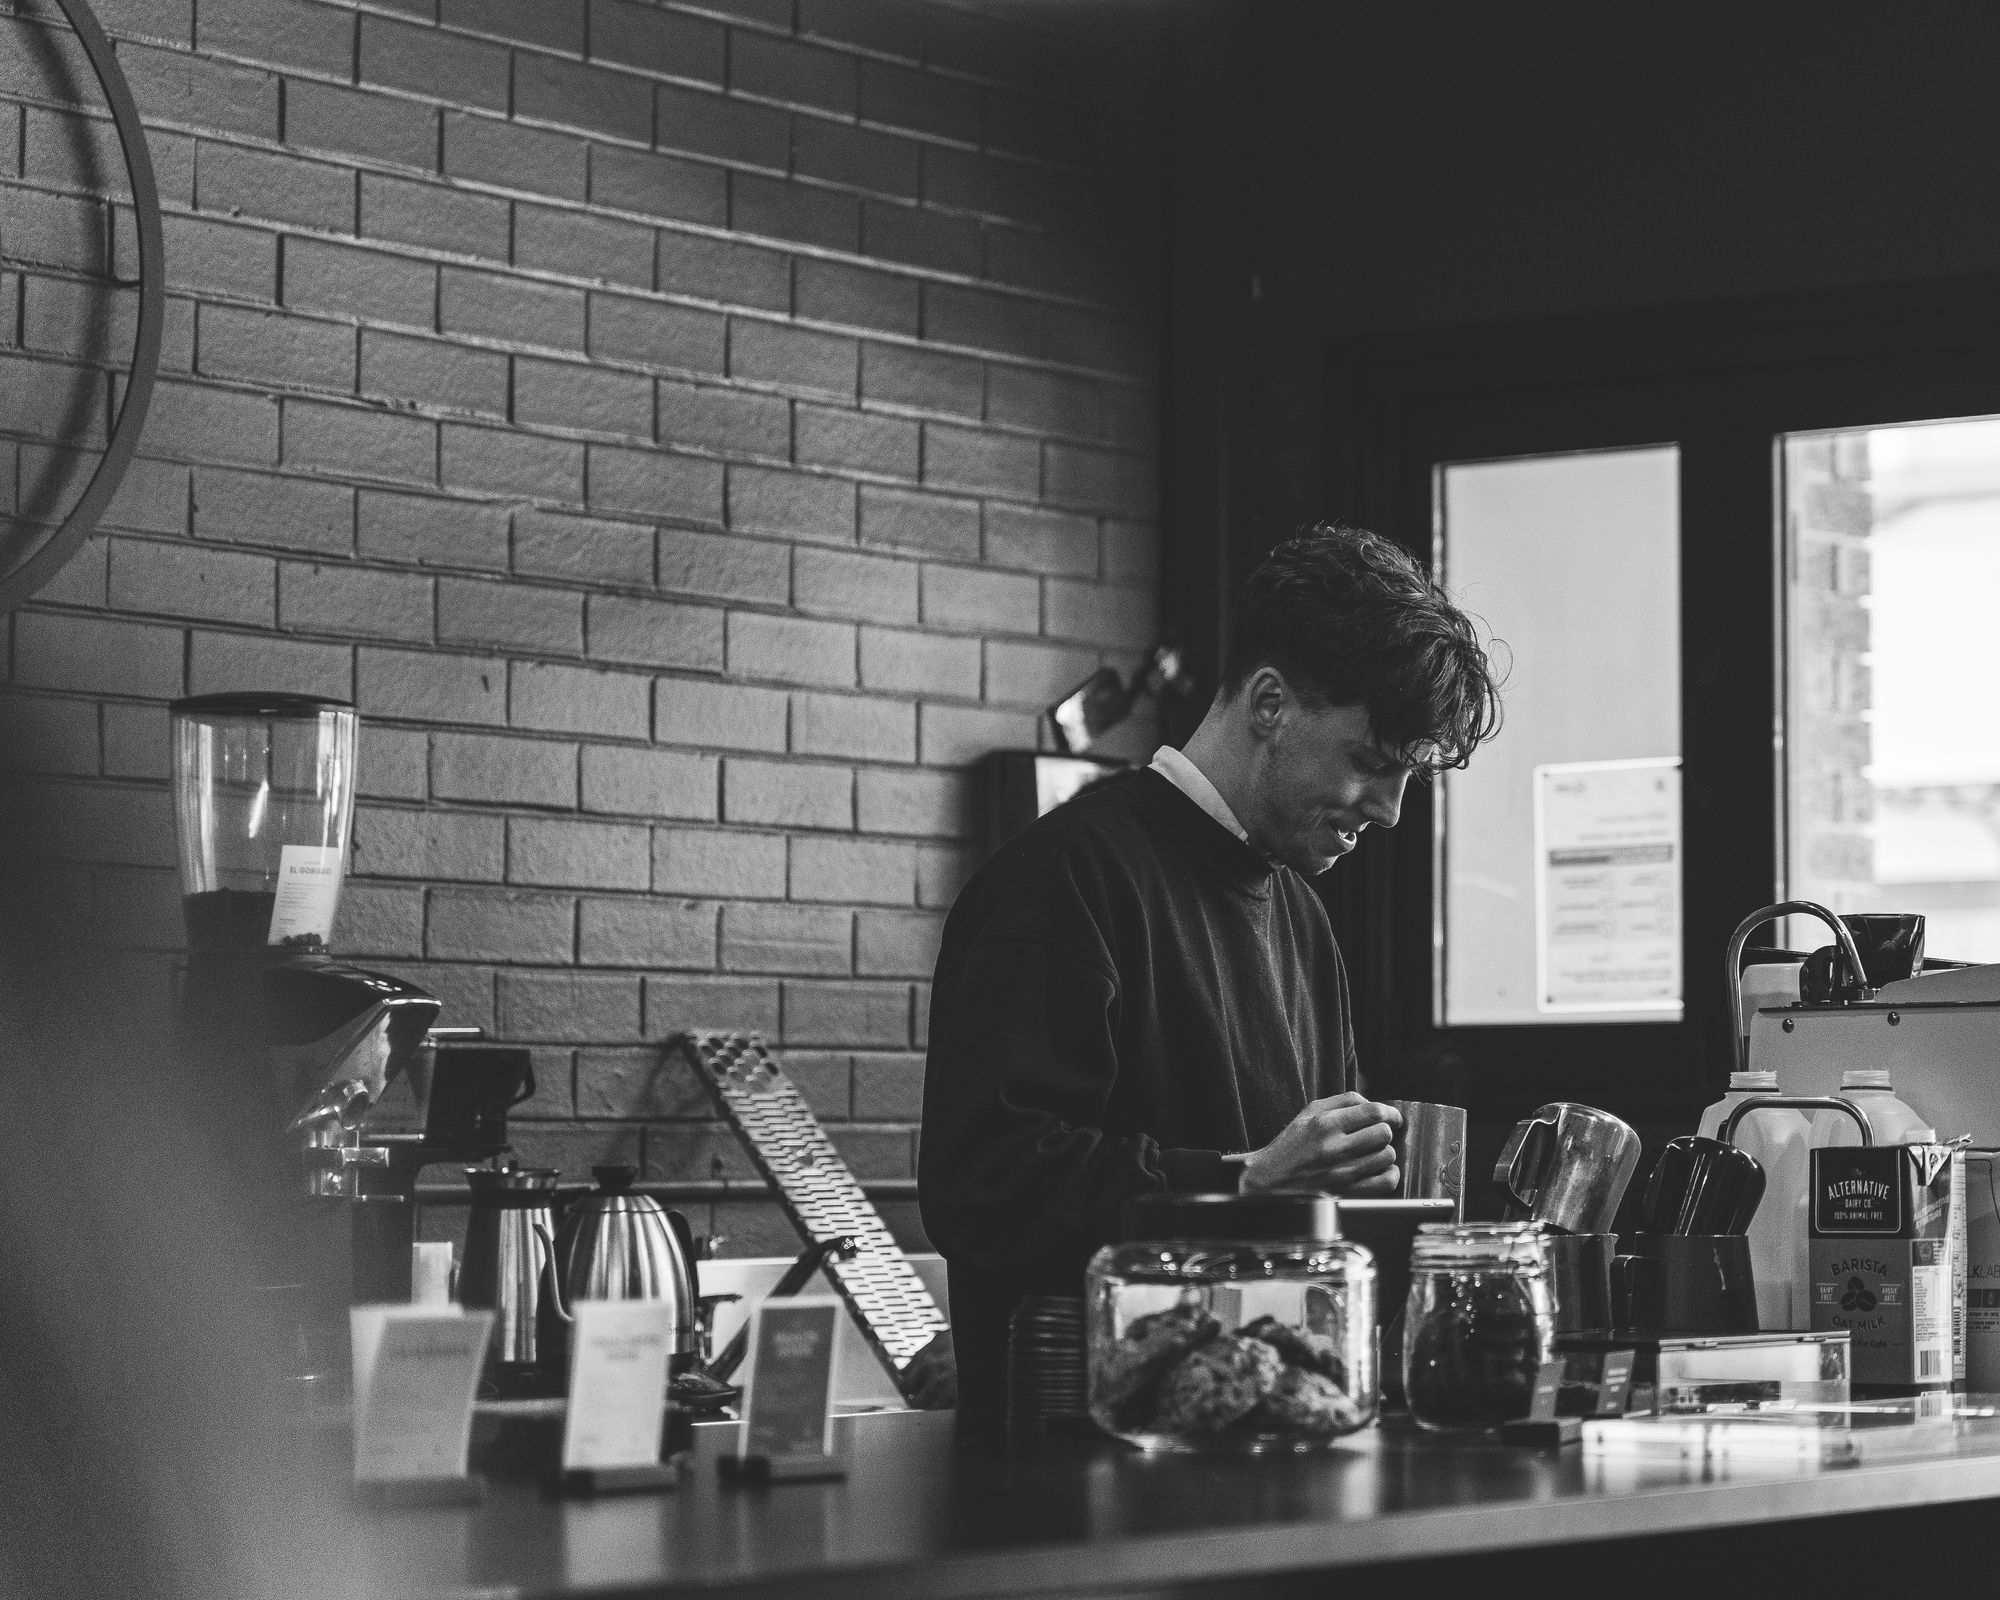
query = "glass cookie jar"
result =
(1402, 1222, 1555, 1432)
(1086, 1192, 1377, 1452)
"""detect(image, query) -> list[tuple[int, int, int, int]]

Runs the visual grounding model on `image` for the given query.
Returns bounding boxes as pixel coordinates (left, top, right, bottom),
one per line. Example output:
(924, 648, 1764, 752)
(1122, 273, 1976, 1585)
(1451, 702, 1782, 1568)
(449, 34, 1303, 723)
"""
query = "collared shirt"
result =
(1148, 744, 1249, 844)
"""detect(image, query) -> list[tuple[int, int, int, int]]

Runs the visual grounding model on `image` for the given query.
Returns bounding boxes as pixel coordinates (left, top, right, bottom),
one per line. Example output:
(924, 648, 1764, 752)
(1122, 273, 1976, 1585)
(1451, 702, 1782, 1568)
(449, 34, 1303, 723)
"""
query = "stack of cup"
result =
(1006, 1294, 1087, 1434)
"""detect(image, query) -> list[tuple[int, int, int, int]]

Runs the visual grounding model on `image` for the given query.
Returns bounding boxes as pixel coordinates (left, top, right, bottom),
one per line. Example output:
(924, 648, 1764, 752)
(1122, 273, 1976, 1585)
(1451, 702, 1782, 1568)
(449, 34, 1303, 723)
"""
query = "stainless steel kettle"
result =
(1493, 1101, 1641, 1235)
(456, 1163, 567, 1395)
(553, 1165, 699, 1370)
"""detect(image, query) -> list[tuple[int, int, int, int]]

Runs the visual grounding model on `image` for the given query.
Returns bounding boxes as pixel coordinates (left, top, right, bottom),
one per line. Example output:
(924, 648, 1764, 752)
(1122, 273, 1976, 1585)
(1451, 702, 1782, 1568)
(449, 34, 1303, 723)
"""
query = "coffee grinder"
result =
(171, 693, 442, 1351)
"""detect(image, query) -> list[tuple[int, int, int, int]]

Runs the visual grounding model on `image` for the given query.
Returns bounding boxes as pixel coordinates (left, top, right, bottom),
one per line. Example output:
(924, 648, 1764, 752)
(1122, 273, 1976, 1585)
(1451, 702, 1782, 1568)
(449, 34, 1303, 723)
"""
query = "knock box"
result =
(1808, 1142, 1965, 1392)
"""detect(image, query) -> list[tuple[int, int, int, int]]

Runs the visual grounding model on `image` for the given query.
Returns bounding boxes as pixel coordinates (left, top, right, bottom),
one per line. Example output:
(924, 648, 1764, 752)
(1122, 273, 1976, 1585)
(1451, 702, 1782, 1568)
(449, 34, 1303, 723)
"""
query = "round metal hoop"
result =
(0, 0, 164, 612)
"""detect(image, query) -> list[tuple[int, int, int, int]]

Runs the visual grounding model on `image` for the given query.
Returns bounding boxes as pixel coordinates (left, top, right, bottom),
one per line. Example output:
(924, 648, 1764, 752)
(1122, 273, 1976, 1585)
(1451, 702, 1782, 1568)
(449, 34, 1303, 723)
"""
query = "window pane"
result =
(1436, 447, 1684, 1026)
(1782, 418, 2000, 962)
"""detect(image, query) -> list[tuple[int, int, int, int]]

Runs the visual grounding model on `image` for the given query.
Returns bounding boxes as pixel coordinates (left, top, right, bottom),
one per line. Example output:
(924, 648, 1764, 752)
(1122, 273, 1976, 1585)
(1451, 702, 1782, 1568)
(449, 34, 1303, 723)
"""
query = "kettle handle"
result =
(533, 1220, 573, 1324)
(1494, 1111, 1558, 1210)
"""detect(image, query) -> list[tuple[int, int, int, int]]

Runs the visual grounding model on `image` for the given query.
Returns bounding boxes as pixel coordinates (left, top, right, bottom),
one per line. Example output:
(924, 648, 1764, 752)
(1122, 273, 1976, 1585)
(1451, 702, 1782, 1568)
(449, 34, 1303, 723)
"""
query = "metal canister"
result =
(457, 1164, 566, 1395)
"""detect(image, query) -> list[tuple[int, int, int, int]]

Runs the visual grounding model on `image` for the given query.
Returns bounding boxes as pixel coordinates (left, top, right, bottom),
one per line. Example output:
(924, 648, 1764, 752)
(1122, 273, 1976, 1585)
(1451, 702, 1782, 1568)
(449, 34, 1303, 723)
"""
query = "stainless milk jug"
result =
(1493, 1102, 1641, 1235)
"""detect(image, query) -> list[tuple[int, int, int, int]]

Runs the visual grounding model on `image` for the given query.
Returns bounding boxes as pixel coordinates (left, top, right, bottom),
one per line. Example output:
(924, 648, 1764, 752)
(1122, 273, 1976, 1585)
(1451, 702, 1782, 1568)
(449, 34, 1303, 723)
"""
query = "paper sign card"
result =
(350, 1306, 492, 1483)
(562, 1300, 673, 1472)
(1525, 1357, 1566, 1422)
(740, 1297, 842, 1461)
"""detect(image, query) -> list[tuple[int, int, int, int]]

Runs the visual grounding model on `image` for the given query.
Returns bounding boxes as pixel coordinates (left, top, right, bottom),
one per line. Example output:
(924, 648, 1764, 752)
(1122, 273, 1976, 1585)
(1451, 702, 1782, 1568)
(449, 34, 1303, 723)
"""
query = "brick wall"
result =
(0, 0, 1165, 1256)
(1785, 433, 1874, 917)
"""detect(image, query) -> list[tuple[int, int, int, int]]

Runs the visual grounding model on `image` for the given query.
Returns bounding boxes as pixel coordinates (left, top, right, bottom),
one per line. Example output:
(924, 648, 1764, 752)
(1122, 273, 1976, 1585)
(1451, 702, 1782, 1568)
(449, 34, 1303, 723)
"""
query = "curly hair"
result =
(1221, 523, 1504, 773)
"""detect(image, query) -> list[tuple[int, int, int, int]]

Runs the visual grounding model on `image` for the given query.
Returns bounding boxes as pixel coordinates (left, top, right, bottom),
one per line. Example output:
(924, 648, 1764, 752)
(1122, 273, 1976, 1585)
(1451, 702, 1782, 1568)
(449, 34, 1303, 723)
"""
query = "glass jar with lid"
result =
(1403, 1222, 1554, 1432)
(1086, 1192, 1376, 1452)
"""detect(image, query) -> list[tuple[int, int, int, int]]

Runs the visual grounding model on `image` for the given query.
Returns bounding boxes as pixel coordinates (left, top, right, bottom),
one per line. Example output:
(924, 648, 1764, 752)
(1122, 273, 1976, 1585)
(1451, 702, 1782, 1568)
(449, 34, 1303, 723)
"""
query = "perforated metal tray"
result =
(672, 1030, 948, 1374)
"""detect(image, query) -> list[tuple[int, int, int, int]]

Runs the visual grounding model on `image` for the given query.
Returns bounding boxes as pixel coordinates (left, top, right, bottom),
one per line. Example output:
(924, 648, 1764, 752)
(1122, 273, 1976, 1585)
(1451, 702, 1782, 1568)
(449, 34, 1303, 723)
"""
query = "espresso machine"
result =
(170, 693, 445, 1334)
(1732, 899, 2000, 1142)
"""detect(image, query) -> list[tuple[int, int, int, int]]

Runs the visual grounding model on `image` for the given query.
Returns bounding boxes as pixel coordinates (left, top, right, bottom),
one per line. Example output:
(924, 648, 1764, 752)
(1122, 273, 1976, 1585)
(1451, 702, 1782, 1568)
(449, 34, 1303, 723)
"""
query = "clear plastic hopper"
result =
(170, 693, 357, 953)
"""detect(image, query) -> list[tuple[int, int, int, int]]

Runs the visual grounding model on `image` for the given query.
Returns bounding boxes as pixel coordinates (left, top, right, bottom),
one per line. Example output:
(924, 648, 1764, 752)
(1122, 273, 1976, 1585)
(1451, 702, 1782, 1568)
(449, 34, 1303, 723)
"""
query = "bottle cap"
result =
(1839, 1069, 1894, 1089)
(1728, 1071, 1779, 1091)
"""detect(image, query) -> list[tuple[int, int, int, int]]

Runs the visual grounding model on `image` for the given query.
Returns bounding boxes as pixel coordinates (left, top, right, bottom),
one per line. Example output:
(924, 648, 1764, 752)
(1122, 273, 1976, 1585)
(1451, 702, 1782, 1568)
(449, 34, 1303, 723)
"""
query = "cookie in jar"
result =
(1087, 1193, 1376, 1452)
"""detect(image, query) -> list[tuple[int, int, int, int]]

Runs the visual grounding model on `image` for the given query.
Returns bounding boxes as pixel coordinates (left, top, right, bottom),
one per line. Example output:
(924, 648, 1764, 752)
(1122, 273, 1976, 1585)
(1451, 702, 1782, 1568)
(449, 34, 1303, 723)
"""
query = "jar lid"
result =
(1728, 1071, 1778, 1090)
(1120, 1191, 1341, 1243)
(1841, 1069, 1894, 1089)
(169, 692, 354, 721)
(1410, 1221, 1549, 1268)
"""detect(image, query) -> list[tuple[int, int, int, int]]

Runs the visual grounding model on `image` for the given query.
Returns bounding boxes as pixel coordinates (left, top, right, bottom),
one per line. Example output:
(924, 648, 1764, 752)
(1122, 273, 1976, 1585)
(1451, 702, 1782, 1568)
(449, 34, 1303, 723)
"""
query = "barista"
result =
(917, 524, 1504, 1431)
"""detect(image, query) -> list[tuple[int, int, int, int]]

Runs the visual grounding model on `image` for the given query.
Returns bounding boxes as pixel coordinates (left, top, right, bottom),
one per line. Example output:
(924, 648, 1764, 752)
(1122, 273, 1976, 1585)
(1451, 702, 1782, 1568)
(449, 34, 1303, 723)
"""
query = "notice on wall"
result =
(1534, 758, 1682, 1015)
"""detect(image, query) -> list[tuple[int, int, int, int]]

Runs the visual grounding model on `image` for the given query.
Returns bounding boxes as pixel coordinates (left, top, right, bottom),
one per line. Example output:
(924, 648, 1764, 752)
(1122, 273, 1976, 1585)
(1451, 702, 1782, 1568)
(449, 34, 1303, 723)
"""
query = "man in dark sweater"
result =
(917, 524, 1503, 1432)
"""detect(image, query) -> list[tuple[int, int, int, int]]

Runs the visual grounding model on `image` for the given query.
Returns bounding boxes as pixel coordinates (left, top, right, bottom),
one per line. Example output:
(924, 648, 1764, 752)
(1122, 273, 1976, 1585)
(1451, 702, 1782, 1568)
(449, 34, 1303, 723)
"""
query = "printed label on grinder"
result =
(267, 844, 342, 945)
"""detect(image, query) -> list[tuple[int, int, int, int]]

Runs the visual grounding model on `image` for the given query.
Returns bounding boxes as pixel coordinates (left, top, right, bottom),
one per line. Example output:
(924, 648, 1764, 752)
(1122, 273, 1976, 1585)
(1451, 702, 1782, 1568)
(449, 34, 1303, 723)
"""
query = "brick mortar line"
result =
(0, 50, 1099, 228)
(290, 0, 1092, 115)
(0, 82, 1144, 322)
(0, 676, 1085, 750)
(1, 389, 1159, 531)
(5, 284, 1150, 452)
(13, 596, 1147, 701)
(78, 490, 1143, 601)
(73, 462, 1156, 590)
(45, 530, 1157, 633)
(0, 183, 1163, 394)
(0, 334, 1157, 461)
(348, 799, 964, 842)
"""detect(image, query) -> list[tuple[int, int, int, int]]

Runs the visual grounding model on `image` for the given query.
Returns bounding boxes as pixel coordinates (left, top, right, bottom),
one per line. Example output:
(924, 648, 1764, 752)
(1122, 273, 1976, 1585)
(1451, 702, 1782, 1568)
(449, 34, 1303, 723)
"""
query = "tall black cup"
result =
(1613, 1235, 1759, 1333)
(1644, 1136, 1766, 1236)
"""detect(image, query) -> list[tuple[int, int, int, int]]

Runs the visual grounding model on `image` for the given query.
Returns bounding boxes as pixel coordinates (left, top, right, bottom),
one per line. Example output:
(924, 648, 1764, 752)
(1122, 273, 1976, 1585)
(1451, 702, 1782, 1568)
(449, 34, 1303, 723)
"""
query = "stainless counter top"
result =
(347, 1405, 2000, 1599)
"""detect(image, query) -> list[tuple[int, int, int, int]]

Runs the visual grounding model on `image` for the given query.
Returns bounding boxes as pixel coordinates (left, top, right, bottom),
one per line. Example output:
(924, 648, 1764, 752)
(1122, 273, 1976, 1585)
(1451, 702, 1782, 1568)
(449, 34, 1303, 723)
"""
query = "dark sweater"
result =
(918, 766, 1358, 1430)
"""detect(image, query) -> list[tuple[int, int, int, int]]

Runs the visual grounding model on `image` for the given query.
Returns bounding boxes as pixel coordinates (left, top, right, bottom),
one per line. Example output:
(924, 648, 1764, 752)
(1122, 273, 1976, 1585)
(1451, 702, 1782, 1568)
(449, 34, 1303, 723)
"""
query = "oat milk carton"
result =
(1808, 1141, 1964, 1391)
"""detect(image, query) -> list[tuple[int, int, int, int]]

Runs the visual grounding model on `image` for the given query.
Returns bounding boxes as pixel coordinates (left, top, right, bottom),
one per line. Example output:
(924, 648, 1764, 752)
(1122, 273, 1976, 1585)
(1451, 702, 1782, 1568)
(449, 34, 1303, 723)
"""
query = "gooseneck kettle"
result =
(553, 1165, 700, 1372)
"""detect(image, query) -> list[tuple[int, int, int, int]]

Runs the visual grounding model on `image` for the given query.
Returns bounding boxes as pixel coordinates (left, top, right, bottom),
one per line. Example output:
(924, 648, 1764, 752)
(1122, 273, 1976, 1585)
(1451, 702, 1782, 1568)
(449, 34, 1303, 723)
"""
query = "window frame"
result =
(1316, 275, 2000, 1126)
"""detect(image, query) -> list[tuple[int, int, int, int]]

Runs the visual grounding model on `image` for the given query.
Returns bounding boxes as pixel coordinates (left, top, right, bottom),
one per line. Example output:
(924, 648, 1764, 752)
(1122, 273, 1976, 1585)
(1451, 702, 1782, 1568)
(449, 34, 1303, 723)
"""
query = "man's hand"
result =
(897, 1328, 957, 1410)
(1238, 1092, 1402, 1195)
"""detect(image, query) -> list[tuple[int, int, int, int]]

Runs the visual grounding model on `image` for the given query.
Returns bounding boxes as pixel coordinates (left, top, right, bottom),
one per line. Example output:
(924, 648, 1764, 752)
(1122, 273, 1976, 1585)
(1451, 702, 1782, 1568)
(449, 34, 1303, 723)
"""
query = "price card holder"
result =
(1595, 1349, 1636, 1416)
(553, 1300, 680, 1498)
(719, 1296, 846, 1487)
(350, 1306, 493, 1506)
(1500, 1357, 1583, 1448)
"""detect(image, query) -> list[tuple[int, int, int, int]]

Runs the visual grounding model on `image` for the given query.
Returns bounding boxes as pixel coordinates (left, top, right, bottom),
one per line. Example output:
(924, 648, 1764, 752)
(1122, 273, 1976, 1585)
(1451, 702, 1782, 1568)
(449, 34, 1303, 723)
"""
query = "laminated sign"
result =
(1532, 758, 1681, 1016)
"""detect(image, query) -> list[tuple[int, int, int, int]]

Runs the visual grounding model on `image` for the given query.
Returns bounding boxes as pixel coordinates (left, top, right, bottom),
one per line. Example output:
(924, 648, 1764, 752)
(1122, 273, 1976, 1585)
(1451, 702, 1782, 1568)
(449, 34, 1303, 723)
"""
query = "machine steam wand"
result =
(1723, 900, 1875, 1077)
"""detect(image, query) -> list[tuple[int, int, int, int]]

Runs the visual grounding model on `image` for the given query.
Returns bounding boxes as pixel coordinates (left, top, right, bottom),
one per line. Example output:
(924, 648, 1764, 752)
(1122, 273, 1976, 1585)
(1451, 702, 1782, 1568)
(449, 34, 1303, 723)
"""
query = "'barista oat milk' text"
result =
(1809, 1142, 1964, 1390)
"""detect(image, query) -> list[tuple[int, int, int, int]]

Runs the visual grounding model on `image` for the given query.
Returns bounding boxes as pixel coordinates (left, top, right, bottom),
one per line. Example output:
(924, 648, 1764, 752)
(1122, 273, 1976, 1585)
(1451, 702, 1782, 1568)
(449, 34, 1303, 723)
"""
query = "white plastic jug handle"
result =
(1721, 1094, 1871, 1147)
